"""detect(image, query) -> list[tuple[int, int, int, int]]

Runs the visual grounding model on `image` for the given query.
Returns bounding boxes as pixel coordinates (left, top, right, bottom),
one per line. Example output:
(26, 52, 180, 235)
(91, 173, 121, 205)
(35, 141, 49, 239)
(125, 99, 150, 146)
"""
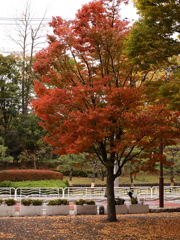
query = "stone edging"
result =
(150, 207, 180, 213)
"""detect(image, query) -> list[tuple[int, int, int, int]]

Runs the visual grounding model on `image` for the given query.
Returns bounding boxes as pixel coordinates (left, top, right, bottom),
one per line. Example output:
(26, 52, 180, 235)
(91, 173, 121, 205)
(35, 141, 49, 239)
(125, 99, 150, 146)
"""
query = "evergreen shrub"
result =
(32, 199, 43, 206)
(5, 199, 16, 206)
(47, 199, 69, 205)
(74, 199, 95, 205)
(21, 199, 32, 206)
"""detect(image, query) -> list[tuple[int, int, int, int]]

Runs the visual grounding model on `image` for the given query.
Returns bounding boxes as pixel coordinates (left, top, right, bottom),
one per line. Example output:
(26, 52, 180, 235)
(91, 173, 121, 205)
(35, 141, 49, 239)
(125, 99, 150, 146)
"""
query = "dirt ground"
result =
(0, 212, 180, 240)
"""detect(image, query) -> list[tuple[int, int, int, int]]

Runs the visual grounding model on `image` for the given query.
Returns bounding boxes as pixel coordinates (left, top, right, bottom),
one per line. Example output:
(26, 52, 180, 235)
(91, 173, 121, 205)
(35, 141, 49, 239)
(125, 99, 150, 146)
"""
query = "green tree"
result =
(144, 78, 180, 111)
(164, 144, 180, 180)
(6, 114, 45, 163)
(57, 154, 89, 186)
(0, 137, 13, 169)
(0, 54, 21, 142)
(126, 0, 180, 70)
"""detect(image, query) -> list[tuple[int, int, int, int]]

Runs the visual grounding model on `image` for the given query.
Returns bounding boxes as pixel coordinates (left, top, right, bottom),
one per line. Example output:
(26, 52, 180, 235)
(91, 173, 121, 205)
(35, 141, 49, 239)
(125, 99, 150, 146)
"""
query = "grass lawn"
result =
(1, 173, 179, 188)
(63, 173, 180, 185)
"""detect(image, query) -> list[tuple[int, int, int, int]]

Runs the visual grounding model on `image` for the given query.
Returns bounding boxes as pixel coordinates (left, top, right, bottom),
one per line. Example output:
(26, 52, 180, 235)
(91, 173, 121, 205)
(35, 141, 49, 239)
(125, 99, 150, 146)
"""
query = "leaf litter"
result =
(0, 213, 179, 240)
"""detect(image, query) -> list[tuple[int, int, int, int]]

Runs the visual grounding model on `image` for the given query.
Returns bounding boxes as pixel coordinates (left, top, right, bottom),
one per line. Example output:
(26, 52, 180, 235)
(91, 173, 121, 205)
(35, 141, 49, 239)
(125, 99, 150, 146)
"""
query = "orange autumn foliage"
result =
(32, 0, 180, 221)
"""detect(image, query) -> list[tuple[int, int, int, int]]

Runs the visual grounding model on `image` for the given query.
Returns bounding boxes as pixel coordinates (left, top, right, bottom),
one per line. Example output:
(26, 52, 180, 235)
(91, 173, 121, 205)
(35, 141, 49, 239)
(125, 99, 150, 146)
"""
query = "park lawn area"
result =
(0, 173, 179, 187)
(63, 173, 180, 185)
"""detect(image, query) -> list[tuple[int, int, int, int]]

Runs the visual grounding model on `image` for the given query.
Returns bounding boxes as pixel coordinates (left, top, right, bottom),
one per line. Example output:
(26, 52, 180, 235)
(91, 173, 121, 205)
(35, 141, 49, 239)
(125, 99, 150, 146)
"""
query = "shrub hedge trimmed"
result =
(0, 179, 68, 188)
(74, 199, 95, 205)
(47, 199, 69, 205)
(0, 169, 63, 182)
(4, 199, 16, 206)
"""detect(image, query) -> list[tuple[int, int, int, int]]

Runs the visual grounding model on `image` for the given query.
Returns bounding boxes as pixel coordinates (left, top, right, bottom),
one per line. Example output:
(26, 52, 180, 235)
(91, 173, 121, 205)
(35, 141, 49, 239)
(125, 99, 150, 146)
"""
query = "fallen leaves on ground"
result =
(0, 213, 180, 240)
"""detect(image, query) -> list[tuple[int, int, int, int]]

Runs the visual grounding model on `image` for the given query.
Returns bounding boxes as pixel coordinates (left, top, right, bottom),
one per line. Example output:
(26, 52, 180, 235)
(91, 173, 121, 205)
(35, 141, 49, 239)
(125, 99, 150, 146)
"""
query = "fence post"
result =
(62, 188, 65, 199)
(14, 188, 17, 201)
(150, 187, 153, 198)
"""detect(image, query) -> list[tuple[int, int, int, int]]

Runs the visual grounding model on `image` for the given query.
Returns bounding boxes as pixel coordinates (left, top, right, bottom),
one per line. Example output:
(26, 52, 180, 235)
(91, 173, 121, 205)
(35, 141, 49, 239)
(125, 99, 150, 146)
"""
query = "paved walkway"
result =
(146, 200, 180, 208)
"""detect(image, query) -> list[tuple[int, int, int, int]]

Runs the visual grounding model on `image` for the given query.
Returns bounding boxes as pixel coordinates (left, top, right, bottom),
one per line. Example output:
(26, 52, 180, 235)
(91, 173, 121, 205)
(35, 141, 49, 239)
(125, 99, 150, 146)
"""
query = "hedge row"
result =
(0, 169, 63, 182)
(0, 179, 68, 188)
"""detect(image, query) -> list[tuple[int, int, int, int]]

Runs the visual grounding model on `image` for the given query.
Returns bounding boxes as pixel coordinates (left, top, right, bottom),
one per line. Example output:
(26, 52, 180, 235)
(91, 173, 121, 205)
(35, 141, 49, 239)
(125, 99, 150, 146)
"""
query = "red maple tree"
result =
(32, 0, 180, 221)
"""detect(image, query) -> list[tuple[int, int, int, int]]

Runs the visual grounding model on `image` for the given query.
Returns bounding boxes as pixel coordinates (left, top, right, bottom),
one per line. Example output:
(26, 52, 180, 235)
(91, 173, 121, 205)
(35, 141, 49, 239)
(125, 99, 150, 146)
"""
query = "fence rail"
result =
(0, 187, 16, 199)
(16, 187, 64, 200)
(0, 186, 180, 201)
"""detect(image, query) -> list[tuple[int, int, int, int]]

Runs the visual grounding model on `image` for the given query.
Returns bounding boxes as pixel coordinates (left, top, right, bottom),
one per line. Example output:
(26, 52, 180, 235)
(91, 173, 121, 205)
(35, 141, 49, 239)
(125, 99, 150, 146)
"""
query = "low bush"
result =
(47, 199, 59, 205)
(74, 199, 86, 205)
(0, 199, 3, 205)
(47, 199, 69, 205)
(74, 199, 95, 205)
(0, 170, 63, 182)
(131, 197, 138, 204)
(85, 200, 95, 205)
(115, 197, 125, 205)
(32, 199, 43, 206)
(21, 199, 32, 206)
(21, 199, 43, 206)
(5, 199, 16, 206)
(61, 199, 69, 205)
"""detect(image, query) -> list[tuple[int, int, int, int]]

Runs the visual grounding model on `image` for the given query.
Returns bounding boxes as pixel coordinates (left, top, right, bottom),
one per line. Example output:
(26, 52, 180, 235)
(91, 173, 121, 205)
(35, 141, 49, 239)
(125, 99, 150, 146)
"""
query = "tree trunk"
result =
(170, 166, 174, 181)
(69, 168, 73, 186)
(130, 174, 134, 187)
(91, 161, 96, 187)
(106, 166, 117, 222)
(101, 167, 105, 181)
(33, 158, 37, 169)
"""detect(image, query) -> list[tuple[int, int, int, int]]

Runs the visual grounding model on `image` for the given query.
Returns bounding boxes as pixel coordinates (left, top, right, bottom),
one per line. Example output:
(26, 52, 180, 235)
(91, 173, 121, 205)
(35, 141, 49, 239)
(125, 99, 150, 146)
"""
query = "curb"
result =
(150, 207, 180, 213)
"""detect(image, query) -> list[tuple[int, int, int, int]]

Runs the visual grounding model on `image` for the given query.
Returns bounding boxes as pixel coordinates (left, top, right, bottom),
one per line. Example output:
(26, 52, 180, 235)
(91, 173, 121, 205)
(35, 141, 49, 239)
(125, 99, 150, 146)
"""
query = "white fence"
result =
(151, 186, 180, 200)
(0, 186, 180, 201)
(0, 187, 15, 199)
(16, 187, 64, 200)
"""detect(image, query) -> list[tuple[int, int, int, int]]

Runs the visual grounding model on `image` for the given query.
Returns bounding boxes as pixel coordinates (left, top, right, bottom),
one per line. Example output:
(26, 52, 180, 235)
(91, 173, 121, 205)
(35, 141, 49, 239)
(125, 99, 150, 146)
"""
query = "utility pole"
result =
(159, 140, 164, 208)
(114, 161, 119, 188)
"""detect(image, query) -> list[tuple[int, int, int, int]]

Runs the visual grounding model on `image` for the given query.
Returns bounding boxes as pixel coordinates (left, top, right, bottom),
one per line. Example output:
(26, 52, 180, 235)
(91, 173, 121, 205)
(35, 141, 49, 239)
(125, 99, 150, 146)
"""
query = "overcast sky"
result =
(0, 0, 138, 53)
